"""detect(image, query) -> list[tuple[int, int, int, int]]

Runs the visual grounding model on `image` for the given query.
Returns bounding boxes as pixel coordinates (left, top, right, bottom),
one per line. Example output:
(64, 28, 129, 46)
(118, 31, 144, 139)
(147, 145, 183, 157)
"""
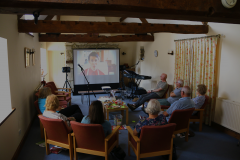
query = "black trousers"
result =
(59, 105, 84, 122)
(135, 92, 160, 108)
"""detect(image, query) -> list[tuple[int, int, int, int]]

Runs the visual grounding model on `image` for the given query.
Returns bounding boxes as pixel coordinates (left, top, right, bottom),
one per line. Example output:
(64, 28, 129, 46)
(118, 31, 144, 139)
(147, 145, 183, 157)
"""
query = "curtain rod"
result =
(174, 34, 220, 42)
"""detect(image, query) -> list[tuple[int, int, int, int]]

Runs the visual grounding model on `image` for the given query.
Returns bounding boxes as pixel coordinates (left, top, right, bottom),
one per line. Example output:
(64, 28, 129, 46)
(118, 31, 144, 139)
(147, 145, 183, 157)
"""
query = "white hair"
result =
(145, 99, 161, 115)
(177, 79, 184, 86)
(182, 86, 191, 95)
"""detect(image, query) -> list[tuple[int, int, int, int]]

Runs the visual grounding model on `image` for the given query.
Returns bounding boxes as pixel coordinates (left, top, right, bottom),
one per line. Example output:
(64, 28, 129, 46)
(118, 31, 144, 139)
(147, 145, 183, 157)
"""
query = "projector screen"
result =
(73, 49, 120, 93)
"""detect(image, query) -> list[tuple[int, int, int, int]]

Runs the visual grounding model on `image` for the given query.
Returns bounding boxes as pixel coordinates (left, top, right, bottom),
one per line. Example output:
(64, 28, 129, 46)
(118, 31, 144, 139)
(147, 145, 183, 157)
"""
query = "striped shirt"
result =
(43, 110, 70, 127)
(166, 97, 195, 121)
(167, 87, 182, 104)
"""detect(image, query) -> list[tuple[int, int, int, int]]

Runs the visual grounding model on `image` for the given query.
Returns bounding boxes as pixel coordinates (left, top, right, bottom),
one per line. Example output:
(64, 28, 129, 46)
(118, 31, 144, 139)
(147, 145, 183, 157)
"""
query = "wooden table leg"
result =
(126, 108, 128, 125)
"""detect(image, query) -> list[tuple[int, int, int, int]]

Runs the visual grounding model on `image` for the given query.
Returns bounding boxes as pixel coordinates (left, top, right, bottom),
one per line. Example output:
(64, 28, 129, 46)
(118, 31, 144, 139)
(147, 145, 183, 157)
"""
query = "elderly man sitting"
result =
(128, 73, 168, 111)
(163, 86, 195, 122)
(157, 79, 183, 106)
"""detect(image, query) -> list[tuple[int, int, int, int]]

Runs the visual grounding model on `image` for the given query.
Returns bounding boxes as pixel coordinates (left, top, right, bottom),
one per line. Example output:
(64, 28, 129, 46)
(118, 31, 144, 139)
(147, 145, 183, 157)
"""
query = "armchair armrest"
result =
(56, 95, 66, 97)
(126, 126, 140, 142)
(57, 88, 72, 92)
(105, 126, 120, 142)
(195, 109, 204, 111)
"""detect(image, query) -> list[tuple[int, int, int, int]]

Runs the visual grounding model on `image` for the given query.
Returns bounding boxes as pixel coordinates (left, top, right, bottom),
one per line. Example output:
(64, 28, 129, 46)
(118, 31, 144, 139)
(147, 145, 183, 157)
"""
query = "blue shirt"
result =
(38, 98, 46, 114)
(166, 97, 195, 121)
(192, 95, 205, 115)
(167, 87, 182, 104)
(81, 116, 112, 137)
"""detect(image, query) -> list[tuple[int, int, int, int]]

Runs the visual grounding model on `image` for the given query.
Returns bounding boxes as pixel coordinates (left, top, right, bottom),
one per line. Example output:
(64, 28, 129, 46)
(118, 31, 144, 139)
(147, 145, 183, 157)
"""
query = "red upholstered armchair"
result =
(38, 115, 73, 160)
(190, 95, 209, 131)
(70, 122, 120, 160)
(47, 81, 71, 97)
(168, 108, 195, 142)
(34, 100, 68, 138)
(127, 124, 176, 160)
(45, 84, 72, 105)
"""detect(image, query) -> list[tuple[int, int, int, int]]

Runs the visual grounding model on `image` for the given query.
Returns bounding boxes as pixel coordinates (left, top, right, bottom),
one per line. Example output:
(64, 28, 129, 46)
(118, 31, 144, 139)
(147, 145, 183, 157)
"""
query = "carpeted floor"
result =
(17, 93, 240, 160)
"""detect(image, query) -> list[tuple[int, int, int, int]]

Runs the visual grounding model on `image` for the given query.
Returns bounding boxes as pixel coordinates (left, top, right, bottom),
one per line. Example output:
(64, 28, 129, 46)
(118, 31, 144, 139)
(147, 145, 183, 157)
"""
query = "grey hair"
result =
(177, 79, 184, 86)
(182, 86, 191, 96)
(145, 99, 161, 115)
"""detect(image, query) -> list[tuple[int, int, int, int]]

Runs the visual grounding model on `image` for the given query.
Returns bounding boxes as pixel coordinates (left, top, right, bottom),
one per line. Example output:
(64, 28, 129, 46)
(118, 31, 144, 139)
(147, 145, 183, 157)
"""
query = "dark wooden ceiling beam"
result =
(1, 0, 240, 24)
(17, 14, 23, 20)
(18, 20, 208, 34)
(139, 18, 148, 24)
(120, 17, 127, 22)
(44, 15, 55, 20)
(39, 34, 154, 42)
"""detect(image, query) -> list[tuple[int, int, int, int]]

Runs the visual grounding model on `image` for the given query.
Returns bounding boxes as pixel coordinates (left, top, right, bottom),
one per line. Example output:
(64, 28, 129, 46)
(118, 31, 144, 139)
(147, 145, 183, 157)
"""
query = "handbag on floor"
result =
(110, 146, 126, 160)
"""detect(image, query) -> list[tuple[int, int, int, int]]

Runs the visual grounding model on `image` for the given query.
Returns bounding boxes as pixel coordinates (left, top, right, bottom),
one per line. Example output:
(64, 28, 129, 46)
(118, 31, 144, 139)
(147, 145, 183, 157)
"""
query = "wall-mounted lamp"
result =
(29, 49, 35, 54)
(168, 50, 174, 55)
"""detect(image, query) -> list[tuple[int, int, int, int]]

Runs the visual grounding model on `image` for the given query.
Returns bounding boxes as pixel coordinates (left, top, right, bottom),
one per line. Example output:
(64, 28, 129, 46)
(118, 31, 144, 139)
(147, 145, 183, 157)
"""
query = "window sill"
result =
(0, 108, 16, 126)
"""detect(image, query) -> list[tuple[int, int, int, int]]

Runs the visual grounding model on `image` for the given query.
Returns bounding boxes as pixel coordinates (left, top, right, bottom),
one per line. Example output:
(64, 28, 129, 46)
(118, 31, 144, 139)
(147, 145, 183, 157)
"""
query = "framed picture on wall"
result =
(24, 47, 30, 68)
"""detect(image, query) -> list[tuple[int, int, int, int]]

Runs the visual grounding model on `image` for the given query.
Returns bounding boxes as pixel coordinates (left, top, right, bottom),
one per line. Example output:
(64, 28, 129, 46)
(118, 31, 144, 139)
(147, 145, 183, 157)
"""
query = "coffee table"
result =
(105, 106, 129, 125)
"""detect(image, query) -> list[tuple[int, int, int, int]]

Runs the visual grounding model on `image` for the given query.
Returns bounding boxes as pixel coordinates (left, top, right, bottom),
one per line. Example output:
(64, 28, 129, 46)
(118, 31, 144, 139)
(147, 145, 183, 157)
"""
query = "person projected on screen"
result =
(83, 52, 105, 75)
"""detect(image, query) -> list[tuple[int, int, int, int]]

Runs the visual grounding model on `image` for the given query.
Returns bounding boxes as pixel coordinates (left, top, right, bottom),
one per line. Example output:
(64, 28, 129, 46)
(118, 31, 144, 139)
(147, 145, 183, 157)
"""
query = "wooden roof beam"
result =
(39, 34, 154, 42)
(44, 15, 55, 20)
(18, 20, 209, 34)
(1, 0, 240, 24)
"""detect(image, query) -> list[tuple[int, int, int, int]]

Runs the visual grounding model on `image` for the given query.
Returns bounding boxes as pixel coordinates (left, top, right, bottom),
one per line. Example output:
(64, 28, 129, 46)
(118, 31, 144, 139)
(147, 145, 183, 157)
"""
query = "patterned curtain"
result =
(174, 37, 218, 125)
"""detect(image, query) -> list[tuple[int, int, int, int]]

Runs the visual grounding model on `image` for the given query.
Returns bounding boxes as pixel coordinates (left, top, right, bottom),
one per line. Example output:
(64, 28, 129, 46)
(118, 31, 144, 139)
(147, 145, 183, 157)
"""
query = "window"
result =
(0, 37, 13, 124)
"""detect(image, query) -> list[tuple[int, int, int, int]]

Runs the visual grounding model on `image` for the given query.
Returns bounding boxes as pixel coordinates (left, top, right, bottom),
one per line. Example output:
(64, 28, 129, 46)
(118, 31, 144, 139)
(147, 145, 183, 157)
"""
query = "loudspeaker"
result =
(62, 67, 70, 73)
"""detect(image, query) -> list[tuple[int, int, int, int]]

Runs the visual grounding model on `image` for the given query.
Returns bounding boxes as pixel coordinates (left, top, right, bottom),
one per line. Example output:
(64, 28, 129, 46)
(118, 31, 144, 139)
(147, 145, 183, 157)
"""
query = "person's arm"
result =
(133, 128, 138, 136)
(170, 91, 176, 97)
(163, 111, 169, 117)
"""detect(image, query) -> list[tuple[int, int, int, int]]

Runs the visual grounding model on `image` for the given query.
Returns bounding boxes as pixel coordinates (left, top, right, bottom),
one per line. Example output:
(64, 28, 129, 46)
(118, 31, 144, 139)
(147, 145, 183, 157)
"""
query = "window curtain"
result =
(174, 36, 218, 125)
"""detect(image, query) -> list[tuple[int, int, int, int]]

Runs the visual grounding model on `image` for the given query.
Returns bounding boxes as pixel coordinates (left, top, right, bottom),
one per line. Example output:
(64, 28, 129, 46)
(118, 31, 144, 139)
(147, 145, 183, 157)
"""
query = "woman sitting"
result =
(133, 99, 168, 137)
(192, 84, 207, 115)
(38, 87, 52, 114)
(43, 94, 84, 131)
(81, 100, 112, 137)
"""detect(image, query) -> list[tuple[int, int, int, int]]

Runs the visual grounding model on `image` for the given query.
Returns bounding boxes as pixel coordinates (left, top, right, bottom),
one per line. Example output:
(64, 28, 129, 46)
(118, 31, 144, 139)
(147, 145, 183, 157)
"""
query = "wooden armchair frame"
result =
(189, 108, 205, 131)
(72, 126, 120, 160)
(44, 129, 73, 160)
(126, 126, 174, 160)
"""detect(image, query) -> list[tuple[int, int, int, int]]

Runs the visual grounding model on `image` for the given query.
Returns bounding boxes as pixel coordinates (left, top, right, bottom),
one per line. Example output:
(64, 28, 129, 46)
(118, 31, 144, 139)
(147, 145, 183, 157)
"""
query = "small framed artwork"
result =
(24, 47, 30, 68)
(32, 49, 35, 66)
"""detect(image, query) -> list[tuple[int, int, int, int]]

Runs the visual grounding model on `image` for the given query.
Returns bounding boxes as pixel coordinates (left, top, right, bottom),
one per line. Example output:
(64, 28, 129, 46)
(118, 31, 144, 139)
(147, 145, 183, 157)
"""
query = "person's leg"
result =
(135, 92, 160, 108)
(59, 105, 84, 122)
(157, 99, 171, 106)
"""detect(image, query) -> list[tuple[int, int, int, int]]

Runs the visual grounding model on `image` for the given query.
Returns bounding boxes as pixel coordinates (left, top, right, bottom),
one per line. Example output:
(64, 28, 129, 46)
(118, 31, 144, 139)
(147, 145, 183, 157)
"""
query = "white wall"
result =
(0, 14, 41, 160)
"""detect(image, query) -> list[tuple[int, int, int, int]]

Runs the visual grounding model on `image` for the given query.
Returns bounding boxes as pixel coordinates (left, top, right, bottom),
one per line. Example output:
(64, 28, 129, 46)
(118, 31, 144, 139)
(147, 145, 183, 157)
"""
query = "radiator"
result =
(214, 97, 240, 134)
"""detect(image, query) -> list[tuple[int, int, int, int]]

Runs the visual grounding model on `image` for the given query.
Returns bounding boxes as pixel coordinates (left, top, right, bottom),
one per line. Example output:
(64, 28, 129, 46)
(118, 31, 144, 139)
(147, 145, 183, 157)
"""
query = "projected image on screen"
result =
(73, 49, 119, 85)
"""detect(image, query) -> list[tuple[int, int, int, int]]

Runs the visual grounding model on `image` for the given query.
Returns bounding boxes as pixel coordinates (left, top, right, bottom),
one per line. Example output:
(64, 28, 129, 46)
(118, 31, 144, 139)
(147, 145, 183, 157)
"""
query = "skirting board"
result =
(211, 121, 240, 140)
(12, 112, 37, 160)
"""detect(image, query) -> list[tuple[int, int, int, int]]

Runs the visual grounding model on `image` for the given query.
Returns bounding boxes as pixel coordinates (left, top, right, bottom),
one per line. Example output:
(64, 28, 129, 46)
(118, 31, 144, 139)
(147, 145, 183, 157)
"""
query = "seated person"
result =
(128, 73, 168, 111)
(133, 99, 168, 137)
(81, 100, 112, 137)
(43, 94, 84, 131)
(192, 84, 207, 115)
(163, 86, 195, 122)
(157, 79, 183, 106)
(38, 87, 52, 114)
(82, 52, 105, 75)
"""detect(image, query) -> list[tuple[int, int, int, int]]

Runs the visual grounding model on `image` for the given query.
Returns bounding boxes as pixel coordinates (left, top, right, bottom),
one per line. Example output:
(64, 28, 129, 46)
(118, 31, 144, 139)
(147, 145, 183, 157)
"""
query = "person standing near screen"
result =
(83, 52, 105, 75)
